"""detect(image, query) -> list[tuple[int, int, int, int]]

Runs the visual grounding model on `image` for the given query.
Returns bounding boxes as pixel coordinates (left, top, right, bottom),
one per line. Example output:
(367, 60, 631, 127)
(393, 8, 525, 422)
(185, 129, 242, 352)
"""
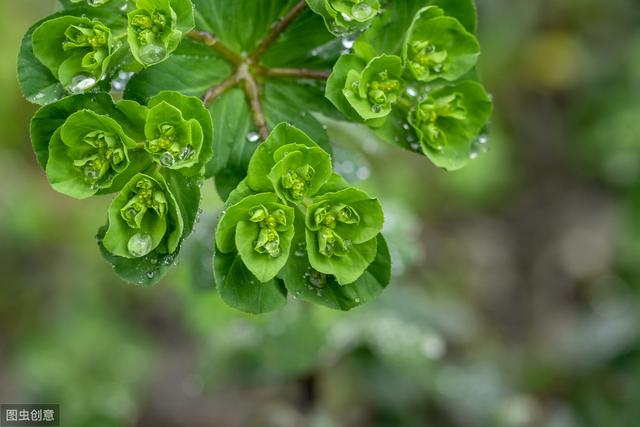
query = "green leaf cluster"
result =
(326, 2, 492, 170)
(31, 90, 212, 285)
(214, 123, 390, 313)
(18, 0, 194, 103)
(18, 0, 493, 313)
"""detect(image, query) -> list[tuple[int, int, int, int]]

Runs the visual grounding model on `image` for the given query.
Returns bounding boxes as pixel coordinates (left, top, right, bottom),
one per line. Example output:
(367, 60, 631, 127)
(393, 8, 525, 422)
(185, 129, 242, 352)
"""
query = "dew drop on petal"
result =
(139, 43, 167, 64)
(352, 2, 374, 20)
(160, 151, 176, 167)
(128, 233, 153, 257)
(68, 74, 97, 93)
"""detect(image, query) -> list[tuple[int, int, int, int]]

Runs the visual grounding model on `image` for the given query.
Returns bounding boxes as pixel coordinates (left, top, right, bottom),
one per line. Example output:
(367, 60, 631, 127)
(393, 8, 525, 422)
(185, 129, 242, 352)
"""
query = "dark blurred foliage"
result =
(1, 0, 640, 426)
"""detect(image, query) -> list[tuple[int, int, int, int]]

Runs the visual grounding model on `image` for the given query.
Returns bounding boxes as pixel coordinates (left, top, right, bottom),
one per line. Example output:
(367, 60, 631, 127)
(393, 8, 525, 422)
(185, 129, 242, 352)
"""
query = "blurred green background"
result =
(2, 1, 640, 426)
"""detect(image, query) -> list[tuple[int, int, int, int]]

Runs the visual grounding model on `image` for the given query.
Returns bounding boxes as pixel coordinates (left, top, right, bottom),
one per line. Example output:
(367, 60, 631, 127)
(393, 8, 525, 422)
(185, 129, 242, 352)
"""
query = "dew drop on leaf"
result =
(139, 43, 167, 64)
(352, 3, 374, 20)
(68, 74, 97, 94)
(160, 151, 176, 167)
(246, 131, 260, 142)
(128, 233, 153, 257)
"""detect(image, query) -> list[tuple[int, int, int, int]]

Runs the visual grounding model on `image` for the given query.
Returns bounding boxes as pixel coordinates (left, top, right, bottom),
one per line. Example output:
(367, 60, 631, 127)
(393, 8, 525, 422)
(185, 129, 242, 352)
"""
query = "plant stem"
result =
(238, 64, 269, 140)
(203, 74, 238, 105)
(187, 30, 243, 65)
(261, 67, 330, 80)
(250, 0, 308, 61)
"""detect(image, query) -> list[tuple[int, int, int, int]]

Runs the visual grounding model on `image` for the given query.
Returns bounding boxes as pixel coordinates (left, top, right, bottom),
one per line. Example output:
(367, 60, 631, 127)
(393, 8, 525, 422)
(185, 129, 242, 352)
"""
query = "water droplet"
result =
(294, 242, 306, 257)
(410, 142, 421, 151)
(146, 271, 155, 279)
(354, 297, 361, 303)
(246, 131, 260, 142)
(477, 134, 489, 145)
(344, 90, 353, 98)
(341, 12, 353, 22)
(342, 37, 355, 49)
(371, 104, 383, 113)
(68, 74, 97, 93)
(179, 146, 195, 160)
(128, 233, 153, 257)
(352, 2, 374, 20)
(139, 43, 167, 64)
(160, 151, 176, 167)
(149, 257, 158, 265)
(402, 123, 411, 131)
(406, 86, 418, 97)
(163, 255, 174, 265)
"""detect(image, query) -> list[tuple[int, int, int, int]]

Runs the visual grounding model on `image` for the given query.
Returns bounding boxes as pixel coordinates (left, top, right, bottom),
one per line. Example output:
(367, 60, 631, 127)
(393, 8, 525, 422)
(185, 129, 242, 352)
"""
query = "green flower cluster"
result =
(128, 0, 193, 66)
(24, 0, 194, 97)
(32, 16, 115, 93)
(214, 124, 388, 313)
(31, 90, 213, 262)
(326, 5, 492, 171)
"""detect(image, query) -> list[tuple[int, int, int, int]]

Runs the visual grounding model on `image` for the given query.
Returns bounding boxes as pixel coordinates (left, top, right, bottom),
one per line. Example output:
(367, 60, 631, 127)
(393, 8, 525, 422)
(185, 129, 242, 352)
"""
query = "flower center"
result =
(281, 165, 315, 201)
(249, 205, 287, 258)
(368, 70, 401, 112)
(76, 131, 124, 187)
(409, 41, 448, 77)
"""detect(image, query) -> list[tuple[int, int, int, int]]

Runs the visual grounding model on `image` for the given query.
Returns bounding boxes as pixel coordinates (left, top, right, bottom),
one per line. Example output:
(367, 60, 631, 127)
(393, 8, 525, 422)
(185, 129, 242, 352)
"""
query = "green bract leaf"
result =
(268, 144, 333, 204)
(143, 91, 212, 175)
(408, 80, 492, 170)
(147, 90, 214, 176)
(215, 192, 295, 282)
(304, 187, 383, 284)
(306, 0, 380, 35)
(247, 123, 322, 192)
(127, 0, 195, 66)
(30, 93, 151, 197)
(32, 15, 116, 93)
(213, 249, 287, 314)
(282, 209, 391, 310)
(103, 172, 184, 258)
(343, 54, 404, 122)
(403, 7, 480, 83)
(46, 110, 138, 199)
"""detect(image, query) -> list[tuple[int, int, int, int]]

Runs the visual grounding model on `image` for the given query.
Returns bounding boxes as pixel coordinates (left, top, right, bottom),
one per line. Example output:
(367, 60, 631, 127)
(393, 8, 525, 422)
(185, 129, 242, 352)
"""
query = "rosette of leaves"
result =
(31, 16, 115, 93)
(127, 0, 195, 66)
(306, 0, 381, 34)
(103, 172, 183, 258)
(403, 6, 480, 83)
(19, 0, 493, 311)
(213, 123, 390, 314)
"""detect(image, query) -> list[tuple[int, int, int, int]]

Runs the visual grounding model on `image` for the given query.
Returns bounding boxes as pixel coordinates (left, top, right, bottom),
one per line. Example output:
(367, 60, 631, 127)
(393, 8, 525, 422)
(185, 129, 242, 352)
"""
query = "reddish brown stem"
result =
(203, 74, 238, 105)
(187, 30, 243, 65)
(238, 64, 269, 140)
(261, 67, 331, 80)
(250, 0, 308, 61)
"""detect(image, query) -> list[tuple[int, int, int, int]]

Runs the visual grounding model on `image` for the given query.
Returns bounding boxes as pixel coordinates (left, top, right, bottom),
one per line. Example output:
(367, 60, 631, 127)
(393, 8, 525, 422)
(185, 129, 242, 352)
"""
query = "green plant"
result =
(18, 0, 491, 313)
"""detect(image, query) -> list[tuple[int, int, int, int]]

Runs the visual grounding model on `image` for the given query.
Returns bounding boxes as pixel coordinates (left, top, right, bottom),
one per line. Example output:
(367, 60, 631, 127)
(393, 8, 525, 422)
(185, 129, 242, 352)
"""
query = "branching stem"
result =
(238, 64, 270, 140)
(251, 0, 309, 61)
(203, 74, 238, 105)
(195, 0, 314, 141)
(261, 67, 331, 80)
(187, 30, 243, 65)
